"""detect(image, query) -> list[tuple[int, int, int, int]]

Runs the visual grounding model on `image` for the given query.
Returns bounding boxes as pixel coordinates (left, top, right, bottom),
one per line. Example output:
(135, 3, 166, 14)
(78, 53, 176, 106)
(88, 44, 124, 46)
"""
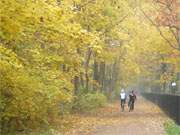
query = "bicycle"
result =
(128, 100, 134, 112)
(121, 100, 125, 112)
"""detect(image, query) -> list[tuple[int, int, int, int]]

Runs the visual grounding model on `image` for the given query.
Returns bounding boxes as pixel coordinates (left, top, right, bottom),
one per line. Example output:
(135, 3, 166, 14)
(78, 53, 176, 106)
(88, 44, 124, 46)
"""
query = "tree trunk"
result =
(80, 72, 84, 88)
(85, 48, 92, 90)
(99, 62, 105, 91)
(74, 76, 79, 95)
(93, 58, 99, 90)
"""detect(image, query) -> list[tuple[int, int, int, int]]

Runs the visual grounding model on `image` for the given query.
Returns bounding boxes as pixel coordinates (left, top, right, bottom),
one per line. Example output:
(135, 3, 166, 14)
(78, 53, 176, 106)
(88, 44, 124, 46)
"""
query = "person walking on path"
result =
(120, 89, 126, 111)
(128, 90, 136, 112)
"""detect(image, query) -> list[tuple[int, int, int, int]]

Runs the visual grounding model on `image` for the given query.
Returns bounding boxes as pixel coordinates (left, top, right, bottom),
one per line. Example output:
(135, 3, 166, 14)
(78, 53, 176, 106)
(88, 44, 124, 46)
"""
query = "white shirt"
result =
(120, 92, 126, 100)
(172, 82, 176, 86)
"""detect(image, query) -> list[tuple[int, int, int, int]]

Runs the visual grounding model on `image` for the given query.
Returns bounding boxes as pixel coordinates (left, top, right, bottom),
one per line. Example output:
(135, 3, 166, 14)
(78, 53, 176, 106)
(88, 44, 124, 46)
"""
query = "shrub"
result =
(73, 92, 107, 112)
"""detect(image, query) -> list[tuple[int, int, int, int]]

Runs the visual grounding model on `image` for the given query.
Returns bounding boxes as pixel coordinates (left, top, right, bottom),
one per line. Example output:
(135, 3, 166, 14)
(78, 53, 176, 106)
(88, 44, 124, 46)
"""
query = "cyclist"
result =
(128, 90, 136, 112)
(120, 89, 126, 111)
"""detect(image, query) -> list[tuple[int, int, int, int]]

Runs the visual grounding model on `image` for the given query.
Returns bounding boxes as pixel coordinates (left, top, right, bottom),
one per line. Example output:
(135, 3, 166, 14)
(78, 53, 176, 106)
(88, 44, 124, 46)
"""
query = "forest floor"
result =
(59, 97, 170, 135)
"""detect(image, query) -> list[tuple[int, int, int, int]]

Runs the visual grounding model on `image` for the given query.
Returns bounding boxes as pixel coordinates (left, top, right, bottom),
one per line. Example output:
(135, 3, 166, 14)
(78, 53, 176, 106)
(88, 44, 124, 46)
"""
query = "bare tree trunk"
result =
(112, 60, 119, 91)
(99, 62, 105, 91)
(93, 58, 99, 90)
(74, 76, 79, 95)
(93, 59, 99, 82)
(85, 48, 92, 90)
(80, 72, 84, 88)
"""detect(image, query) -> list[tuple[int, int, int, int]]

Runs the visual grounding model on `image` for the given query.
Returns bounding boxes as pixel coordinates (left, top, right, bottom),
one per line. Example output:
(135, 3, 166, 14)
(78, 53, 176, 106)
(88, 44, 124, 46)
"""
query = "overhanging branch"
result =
(139, 8, 180, 51)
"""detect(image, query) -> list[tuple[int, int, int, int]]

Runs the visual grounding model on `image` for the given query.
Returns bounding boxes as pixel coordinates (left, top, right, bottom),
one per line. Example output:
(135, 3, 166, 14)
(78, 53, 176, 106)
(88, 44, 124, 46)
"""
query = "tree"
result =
(139, 0, 180, 50)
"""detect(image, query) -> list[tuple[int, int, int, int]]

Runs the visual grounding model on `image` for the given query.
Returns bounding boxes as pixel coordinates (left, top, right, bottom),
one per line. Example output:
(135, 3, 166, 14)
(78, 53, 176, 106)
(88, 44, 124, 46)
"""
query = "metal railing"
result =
(142, 92, 180, 125)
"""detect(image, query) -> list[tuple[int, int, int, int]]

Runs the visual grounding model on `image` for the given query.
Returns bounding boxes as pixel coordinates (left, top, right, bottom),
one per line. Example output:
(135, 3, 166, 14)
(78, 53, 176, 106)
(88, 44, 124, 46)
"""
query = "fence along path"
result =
(142, 92, 180, 124)
(91, 97, 169, 135)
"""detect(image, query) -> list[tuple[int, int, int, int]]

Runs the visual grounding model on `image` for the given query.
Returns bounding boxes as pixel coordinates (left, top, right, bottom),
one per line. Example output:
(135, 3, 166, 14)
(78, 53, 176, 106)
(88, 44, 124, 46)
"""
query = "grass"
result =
(164, 121, 180, 135)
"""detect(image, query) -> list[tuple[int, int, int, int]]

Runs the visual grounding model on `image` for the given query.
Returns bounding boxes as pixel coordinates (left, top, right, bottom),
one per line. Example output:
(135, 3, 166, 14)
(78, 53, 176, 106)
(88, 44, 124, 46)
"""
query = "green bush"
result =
(164, 121, 180, 135)
(73, 92, 107, 112)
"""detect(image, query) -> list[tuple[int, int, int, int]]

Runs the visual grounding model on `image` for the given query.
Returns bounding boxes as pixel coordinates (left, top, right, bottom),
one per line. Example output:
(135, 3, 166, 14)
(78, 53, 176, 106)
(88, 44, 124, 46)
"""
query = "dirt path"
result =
(92, 97, 168, 135)
(64, 97, 169, 135)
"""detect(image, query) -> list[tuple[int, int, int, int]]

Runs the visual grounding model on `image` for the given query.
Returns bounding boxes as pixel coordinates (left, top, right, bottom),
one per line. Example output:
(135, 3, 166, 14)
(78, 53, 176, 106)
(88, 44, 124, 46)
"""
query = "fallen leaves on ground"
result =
(56, 97, 170, 135)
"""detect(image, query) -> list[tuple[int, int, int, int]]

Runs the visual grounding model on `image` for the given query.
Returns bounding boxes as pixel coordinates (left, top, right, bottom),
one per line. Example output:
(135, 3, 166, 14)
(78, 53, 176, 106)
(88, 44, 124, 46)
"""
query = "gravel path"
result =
(92, 97, 168, 135)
